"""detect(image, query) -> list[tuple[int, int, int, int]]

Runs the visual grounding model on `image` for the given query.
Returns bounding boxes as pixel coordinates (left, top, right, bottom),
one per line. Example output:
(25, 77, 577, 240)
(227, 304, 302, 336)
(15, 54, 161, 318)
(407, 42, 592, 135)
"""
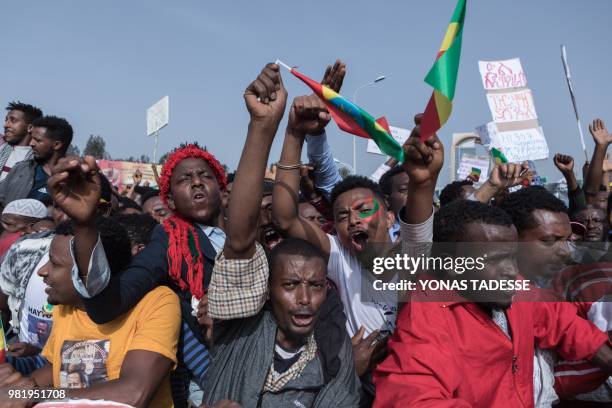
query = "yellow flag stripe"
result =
(439, 22, 459, 52)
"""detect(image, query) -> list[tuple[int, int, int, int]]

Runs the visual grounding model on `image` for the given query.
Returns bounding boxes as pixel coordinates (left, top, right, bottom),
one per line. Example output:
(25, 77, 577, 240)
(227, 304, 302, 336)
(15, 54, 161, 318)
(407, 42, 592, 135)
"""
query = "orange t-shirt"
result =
(42, 286, 180, 408)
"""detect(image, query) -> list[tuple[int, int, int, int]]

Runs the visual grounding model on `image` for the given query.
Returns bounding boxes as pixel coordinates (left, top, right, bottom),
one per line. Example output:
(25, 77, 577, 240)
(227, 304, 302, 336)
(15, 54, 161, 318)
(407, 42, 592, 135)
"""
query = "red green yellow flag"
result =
(279, 62, 405, 162)
(420, 0, 467, 141)
(491, 147, 509, 165)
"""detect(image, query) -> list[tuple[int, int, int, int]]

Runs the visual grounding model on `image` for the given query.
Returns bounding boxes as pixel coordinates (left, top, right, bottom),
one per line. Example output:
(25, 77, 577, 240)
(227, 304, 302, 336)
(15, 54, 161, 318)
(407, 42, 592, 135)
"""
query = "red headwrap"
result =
(158, 143, 227, 299)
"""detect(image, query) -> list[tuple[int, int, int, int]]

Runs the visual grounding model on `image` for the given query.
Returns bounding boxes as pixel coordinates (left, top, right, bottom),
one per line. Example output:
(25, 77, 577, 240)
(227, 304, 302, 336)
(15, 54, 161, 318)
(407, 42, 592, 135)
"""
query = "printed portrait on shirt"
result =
(60, 340, 110, 388)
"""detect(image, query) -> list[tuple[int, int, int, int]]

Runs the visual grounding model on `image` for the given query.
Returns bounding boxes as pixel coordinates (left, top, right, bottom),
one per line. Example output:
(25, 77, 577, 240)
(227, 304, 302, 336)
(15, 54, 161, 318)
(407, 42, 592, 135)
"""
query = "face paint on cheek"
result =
(359, 198, 380, 222)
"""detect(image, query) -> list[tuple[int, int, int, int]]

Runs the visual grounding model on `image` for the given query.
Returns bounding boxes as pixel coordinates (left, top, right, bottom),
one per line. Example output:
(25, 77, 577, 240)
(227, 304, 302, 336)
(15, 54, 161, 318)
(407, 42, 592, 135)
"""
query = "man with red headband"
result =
(47, 63, 284, 407)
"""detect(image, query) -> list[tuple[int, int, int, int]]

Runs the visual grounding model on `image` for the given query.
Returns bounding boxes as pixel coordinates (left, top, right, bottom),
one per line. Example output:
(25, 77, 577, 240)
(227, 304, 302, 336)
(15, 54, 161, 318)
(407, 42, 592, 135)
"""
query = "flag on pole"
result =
(420, 0, 467, 141)
(278, 61, 405, 163)
(491, 147, 508, 164)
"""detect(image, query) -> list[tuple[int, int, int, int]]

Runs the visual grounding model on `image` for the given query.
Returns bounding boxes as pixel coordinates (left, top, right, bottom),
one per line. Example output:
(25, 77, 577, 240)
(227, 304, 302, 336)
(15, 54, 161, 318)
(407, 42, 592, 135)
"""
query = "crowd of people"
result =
(0, 60, 609, 408)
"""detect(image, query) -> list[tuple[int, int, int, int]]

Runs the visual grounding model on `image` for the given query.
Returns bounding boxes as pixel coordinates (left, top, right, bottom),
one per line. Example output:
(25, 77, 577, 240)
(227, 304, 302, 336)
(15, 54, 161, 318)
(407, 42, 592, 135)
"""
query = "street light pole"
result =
(352, 75, 386, 174)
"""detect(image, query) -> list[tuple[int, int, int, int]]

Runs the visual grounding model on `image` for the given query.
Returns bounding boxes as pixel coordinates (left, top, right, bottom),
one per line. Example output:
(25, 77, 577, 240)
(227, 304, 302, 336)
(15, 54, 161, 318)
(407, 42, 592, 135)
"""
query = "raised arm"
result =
(224, 63, 287, 259)
(554, 153, 586, 214)
(306, 60, 346, 200)
(584, 119, 611, 200)
(273, 95, 333, 258)
(47, 156, 101, 280)
(473, 162, 528, 204)
(401, 114, 444, 224)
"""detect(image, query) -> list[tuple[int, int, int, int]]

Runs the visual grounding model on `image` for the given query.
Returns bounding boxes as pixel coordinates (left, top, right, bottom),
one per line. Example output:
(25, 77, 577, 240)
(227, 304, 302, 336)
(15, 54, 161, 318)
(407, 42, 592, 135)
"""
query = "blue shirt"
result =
(27, 165, 50, 202)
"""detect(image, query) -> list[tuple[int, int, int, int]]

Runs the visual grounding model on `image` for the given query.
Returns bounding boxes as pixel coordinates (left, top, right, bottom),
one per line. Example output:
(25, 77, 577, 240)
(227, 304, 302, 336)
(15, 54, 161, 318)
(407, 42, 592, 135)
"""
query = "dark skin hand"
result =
(47, 156, 101, 281)
(554, 154, 578, 192)
(401, 114, 444, 224)
(30, 350, 173, 408)
(351, 326, 388, 377)
(7, 342, 41, 358)
(273, 95, 334, 258)
(591, 342, 612, 376)
(222, 62, 287, 259)
(473, 162, 529, 204)
(585, 119, 611, 201)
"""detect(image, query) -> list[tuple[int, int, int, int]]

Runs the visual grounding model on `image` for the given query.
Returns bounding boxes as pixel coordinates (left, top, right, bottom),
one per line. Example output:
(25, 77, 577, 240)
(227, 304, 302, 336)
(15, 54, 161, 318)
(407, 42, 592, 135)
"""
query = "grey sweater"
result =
(203, 310, 360, 408)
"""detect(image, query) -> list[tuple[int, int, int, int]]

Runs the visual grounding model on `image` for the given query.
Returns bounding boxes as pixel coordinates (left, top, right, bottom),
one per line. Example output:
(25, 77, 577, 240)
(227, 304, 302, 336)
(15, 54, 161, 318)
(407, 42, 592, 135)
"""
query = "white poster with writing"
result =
(486, 89, 538, 123)
(478, 58, 528, 90)
(490, 127, 549, 162)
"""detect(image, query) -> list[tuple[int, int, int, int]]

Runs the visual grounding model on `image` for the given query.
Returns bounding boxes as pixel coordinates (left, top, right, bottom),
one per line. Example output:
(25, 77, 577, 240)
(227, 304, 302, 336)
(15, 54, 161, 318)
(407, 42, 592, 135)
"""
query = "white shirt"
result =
(18, 253, 53, 348)
(326, 210, 434, 337)
(0, 146, 31, 181)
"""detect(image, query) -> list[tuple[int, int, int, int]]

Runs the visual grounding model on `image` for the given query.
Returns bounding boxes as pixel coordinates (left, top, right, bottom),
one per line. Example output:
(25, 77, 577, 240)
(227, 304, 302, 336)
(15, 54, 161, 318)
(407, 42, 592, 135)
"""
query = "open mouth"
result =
(192, 191, 207, 202)
(350, 230, 369, 252)
(263, 227, 282, 249)
(291, 313, 314, 327)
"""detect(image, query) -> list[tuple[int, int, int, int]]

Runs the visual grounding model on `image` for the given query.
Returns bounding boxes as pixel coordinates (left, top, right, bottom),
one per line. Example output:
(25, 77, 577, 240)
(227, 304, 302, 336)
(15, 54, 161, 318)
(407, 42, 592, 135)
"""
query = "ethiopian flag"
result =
(491, 147, 509, 164)
(287, 67, 405, 163)
(420, 0, 467, 141)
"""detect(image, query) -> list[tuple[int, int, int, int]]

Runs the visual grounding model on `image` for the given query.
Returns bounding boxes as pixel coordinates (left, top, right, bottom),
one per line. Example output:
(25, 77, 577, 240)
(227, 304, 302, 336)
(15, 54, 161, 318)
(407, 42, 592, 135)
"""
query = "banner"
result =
(97, 160, 162, 188)
(477, 122, 548, 163)
(477, 57, 548, 161)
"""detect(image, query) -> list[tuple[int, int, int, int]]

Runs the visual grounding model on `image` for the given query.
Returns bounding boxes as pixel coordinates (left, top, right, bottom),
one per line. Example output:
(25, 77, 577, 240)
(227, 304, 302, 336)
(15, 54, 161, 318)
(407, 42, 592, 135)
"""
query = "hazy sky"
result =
(3, 0, 611, 186)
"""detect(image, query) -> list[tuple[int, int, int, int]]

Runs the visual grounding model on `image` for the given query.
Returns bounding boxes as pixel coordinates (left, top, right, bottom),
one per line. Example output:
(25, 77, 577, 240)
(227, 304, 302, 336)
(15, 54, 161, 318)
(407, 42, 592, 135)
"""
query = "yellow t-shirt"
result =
(42, 286, 180, 408)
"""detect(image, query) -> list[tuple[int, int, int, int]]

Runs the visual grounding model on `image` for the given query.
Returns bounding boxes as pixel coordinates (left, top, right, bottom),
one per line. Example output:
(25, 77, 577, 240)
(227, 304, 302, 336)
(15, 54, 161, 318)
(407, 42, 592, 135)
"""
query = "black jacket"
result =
(82, 223, 216, 345)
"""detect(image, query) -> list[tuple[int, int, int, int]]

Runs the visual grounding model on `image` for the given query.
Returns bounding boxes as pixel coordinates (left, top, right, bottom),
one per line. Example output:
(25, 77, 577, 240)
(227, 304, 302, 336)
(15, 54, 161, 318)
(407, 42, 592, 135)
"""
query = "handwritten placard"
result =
(486, 89, 538, 123)
(478, 58, 527, 90)
(457, 154, 490, 182)
(488, 127, 549, 163)
(366, 126, 411, 155)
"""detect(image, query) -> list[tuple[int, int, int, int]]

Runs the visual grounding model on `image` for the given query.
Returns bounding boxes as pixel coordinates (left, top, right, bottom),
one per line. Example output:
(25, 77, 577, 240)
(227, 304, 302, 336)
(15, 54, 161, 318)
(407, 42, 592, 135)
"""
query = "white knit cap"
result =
(2, 199, 48, 219)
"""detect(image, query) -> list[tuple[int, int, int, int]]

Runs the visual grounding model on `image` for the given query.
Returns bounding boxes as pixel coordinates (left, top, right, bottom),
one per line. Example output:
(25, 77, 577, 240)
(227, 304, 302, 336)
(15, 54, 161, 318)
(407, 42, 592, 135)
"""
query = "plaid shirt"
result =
(208, 242, 268, 320)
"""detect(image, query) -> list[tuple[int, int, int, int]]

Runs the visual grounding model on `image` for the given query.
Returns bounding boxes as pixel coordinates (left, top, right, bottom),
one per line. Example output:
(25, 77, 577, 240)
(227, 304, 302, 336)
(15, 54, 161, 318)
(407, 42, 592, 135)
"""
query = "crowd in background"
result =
(0, 60, 609, 408)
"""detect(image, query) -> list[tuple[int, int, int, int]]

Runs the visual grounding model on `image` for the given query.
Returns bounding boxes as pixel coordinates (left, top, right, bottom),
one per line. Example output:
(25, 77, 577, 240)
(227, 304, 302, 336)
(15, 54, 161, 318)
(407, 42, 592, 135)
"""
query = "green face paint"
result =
(359, 198, 380, 219)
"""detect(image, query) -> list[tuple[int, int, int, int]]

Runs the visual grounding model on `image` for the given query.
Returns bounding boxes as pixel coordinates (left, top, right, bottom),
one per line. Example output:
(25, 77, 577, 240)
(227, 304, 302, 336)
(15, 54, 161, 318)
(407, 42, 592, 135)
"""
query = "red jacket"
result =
(373, 290, 608, 408)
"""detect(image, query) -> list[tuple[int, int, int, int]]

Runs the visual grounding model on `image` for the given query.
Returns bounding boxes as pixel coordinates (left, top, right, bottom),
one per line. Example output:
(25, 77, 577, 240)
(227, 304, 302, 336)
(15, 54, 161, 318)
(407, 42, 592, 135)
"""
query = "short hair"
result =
(267, 238, 326, 280)
(134, 186, 156, 197)
(140, 189, 160, 206)
(439, 180, 473, 207)
(263, 179, 275, 197)
(434, 200, 514, 242)
(6, 101, 43, 124)
(114, 213, 157, 247)
(499, 186, 568, 233)
(118, 197, 143, 212)
(55, 217, 131, 275)
(227, 172, 236, 184)
(31, 116, 73, 151)
(330, 175, 385, 207)
(378, 166, 406, 196)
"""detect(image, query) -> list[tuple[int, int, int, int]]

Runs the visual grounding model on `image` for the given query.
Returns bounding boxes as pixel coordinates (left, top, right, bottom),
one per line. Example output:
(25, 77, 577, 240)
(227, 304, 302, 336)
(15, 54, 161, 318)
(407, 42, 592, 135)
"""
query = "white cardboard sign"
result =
(486, 89, 538, 123)
(457, 154, 490, 182)
(147, 96, 169, 136)
(478, 58, 527, 90)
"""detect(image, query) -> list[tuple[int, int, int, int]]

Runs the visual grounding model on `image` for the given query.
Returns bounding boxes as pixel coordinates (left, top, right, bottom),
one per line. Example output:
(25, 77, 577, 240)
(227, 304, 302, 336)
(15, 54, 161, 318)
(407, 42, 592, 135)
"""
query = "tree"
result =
(66, 144, 81, 157)
(83, 134, 109, 159)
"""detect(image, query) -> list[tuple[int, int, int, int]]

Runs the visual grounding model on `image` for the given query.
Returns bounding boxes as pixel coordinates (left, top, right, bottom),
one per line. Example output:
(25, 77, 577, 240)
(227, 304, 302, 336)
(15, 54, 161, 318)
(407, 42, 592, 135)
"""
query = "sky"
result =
(3, 0, 612, 187)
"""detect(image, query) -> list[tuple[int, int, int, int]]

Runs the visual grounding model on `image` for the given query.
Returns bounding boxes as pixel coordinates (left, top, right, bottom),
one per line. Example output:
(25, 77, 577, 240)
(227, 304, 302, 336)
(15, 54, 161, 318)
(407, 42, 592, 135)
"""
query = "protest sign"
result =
(367, 126, 411, 155)
(486, 89, 538, 123)
(146, 96, 169, 136)
(478, 58, 527, 90)
(456, 154, 489, 182)
(478, 122, 549, 162)
(97, 160, 162, 188)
